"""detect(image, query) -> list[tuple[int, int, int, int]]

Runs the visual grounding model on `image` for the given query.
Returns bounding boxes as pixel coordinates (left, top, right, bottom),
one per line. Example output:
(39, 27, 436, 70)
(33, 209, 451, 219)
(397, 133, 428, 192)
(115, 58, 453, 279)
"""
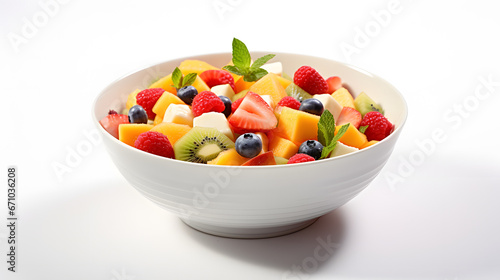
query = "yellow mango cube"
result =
(149, 74, 176, 94)
(191, 75, 210, 94)
(178, 60, 219, 75)
(360, 140, 379, 149)
(248, 73, 287, 106)
(276, 75, 292, 89)
(277, 107, 320, 145)
(268, 135, 299, 159)
(207, 148, 248, 166)
(152, 91, 185, 120)
(150, 122, 192, 145)
(335, 124, 368, 149)
(331, 87, 355, 108)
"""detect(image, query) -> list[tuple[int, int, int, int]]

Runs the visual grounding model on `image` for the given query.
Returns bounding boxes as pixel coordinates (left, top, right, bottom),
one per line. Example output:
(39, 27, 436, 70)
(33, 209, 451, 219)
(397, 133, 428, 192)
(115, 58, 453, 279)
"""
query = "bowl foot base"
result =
(180, 218, 318, 239)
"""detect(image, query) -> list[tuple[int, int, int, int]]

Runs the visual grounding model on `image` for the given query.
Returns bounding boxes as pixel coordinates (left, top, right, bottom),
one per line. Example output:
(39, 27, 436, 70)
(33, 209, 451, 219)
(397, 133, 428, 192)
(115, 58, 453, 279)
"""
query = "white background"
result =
(1, 0, 500, 279)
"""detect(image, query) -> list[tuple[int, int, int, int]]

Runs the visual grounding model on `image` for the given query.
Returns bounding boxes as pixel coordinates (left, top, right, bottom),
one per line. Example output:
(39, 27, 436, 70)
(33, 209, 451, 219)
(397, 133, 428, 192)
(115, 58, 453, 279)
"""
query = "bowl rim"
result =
(92, 52, 408, 169)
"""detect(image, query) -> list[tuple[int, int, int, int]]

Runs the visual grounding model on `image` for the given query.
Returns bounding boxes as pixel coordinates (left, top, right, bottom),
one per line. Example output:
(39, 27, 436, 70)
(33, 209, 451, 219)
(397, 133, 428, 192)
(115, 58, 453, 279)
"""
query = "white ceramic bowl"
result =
(92, 52, 407, 238)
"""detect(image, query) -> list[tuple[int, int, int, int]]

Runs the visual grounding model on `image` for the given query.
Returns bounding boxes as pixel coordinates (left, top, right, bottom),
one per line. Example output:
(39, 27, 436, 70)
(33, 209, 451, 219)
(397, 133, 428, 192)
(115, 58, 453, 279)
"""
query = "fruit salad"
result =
(99, 38, 394, 166)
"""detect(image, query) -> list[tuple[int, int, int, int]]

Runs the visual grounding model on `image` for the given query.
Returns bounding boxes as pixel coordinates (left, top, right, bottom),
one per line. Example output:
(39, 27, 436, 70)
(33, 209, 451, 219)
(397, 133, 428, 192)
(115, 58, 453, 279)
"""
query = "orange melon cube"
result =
(126, 89, 140, 109)
(276, 107, 320, 146)
(234, 76, 255, 94)
(360, 140, 379, 149)
(268, 135, 299, 159)
(149, 74, 176, 94)
(248, 73, 287, 106)
(331, 87, 355, 108)
(152, 91, 186, 120)
(150, 122, 192, 145)
(335, 124, 368, 149)
(207, 148, 248, 166)
(118, 124, 154, 147)
(178, 60, 219, 75)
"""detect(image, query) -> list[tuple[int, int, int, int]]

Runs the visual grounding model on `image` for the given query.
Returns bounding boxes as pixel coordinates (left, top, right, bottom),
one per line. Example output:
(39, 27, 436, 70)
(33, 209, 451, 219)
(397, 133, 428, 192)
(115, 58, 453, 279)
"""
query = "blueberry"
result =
(235, 133, 262, 158)
(299, 99, 324, 116)
(219, 96, 232, 118)
(128, 105, 148, 124)
(298, 140, 323, 160)
(176, 86, 198, 105)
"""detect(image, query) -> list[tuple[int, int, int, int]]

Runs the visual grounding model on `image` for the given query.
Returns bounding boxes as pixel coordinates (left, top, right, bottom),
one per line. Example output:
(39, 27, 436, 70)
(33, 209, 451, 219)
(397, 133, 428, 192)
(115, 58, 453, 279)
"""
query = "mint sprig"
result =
(171, 67, 197, 89)
(317, 110, 350, 159)
(222, 38, 276, 82)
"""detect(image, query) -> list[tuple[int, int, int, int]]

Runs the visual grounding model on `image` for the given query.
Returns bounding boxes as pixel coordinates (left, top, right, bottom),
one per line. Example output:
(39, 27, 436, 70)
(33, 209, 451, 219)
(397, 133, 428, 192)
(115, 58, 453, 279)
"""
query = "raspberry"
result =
(287, 153, 315, 164)
(231, 98, 243, 113)
(134, 131, 174, 158)
(293, 66, 329, 95)
(136, 88, 165, 120)
(359, 111, 394, 141)
(277, 96, 301, 110)
(199, 70, 235, 90)
(191, 91, 226, 117)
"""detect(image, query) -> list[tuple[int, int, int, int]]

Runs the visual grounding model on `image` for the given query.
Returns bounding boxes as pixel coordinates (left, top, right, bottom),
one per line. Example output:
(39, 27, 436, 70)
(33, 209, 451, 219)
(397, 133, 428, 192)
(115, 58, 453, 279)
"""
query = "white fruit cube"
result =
(211, 84, 235, 100)
(261, 62, 283, 76)
(162, 104, 193, 126)
(313, 94, 343, 121)
(260, 95, 274, 108)
(329, 142, 359, 158)
(193, 112, 234, 141)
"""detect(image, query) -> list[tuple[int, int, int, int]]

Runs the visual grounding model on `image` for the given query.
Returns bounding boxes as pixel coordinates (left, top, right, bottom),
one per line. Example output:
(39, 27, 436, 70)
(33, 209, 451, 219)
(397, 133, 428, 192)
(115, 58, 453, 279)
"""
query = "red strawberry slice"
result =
(199, 70, 235, 90)
(229, 92, 277, 132)
(326, 76, 342, 93)
(242, 151, 276, 166)
(99, 113, 129, 139)
(336, 107, 362, 128)
(231, 97, 243, 114)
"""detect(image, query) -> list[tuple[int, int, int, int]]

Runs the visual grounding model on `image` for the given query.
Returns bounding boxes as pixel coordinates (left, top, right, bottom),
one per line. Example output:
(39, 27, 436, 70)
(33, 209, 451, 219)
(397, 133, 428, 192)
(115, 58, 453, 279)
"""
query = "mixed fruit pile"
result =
(99, 38, 394, 166)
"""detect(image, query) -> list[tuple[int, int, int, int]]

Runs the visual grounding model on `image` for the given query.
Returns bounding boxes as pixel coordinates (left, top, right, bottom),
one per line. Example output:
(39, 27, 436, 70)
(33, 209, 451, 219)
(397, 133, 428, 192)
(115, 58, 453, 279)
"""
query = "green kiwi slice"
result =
(174, 127, 235, 163)
(285, 83, 313, 102)
(232, 90, 248, 102)
(274, 156, 289, 165)
(354, 92, 385, 117)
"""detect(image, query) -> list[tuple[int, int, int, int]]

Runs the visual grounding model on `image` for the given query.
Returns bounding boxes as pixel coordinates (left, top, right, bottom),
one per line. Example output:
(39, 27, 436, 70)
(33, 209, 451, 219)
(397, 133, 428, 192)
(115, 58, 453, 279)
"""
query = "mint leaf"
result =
(223, 65, 246, 76)
(182, 73, 197, 87)
(321, 143, 336, 159)
(172, 67, 182, 89)
(231, 38, 251, 68)
(332, 123, 350, 142)
(320, 123, 350, 159)
(244, 68, 267, 82)
(224, 38, 276, 82)
(359, 125, 368, 134)
(317, 110, 335, 147)
(251, 54, 276, 69)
